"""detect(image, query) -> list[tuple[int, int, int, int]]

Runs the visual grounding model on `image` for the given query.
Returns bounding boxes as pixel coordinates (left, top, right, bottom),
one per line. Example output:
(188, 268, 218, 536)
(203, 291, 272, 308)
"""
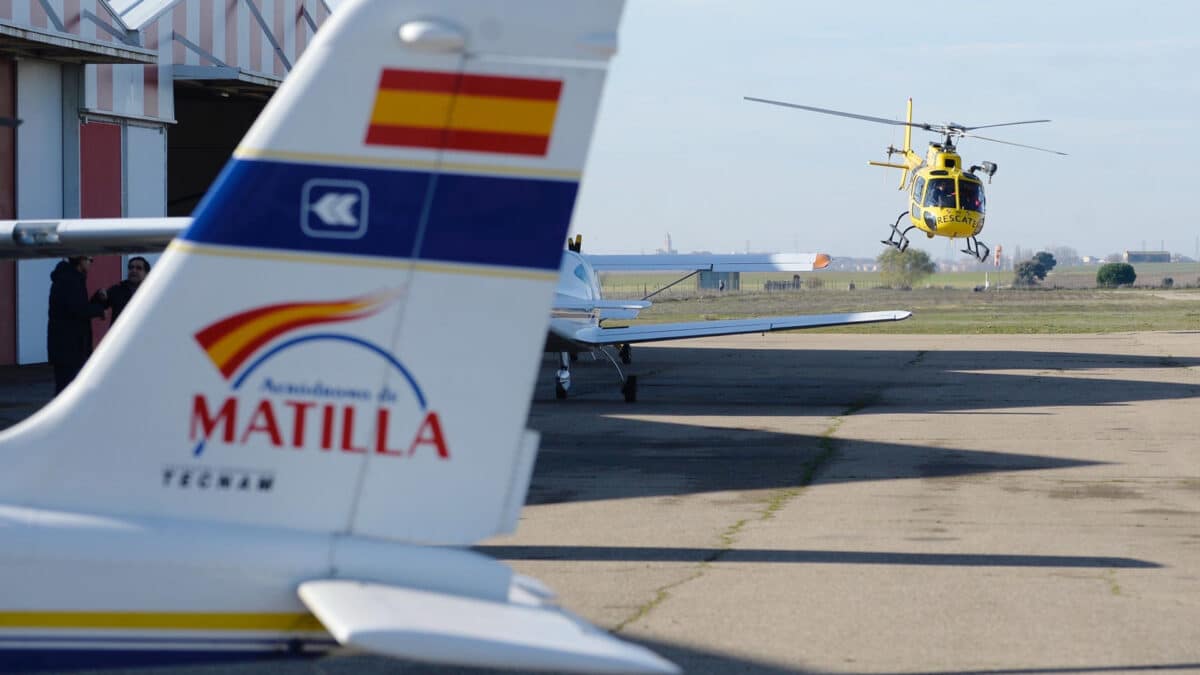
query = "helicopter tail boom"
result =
(870, 99, 917, 189)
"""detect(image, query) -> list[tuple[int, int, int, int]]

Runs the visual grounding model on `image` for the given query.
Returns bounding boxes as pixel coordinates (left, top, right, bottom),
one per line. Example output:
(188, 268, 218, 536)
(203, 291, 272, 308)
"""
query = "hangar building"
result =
(0, 0, 330, 365)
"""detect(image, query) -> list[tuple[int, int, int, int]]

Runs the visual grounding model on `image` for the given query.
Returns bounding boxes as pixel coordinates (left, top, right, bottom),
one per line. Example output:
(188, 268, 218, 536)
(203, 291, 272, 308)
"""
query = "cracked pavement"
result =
(487, 332, 1200, 673)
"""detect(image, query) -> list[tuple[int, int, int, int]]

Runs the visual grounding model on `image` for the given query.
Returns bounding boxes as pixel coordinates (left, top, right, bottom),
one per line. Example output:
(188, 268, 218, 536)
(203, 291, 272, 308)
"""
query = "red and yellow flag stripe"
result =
(195, 294, 392, 380)
(364, 69, 563, 157)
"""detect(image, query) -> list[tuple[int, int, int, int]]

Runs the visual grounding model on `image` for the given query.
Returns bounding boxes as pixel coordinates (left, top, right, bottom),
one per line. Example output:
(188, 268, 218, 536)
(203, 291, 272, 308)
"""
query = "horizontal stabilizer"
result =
(564, 310, 912, 345)
(585, 252, 830, 273)
(556, 298, 652, 313)
(0, 218, 189, 259)
(299, 579, 678, 673)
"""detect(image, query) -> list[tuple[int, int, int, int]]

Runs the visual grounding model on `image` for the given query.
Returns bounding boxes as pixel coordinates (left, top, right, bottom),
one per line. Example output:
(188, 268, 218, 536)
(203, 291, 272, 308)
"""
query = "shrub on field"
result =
(1162, 277, 1174, 289)
(877, 248, 935, 288)
(1013, 260, 1047, 286)
(1097, 262, 1136, 288)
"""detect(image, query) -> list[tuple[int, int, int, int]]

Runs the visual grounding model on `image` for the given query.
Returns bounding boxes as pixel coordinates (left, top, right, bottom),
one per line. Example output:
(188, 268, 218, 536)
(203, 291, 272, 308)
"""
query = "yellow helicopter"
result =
(745, 97, 1066, 262)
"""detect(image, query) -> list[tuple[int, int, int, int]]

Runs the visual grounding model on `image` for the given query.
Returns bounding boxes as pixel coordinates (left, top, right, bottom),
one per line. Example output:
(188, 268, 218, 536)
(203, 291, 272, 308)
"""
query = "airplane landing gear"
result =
(881, 210, 916, 253)
(621, 375, 637, 403)
(554, 348, 637, 402)
(618, 343, 632, 364)
(596, 345, 635, 403)
(555, 352, 571, 399)
(962, 237, 990, 263)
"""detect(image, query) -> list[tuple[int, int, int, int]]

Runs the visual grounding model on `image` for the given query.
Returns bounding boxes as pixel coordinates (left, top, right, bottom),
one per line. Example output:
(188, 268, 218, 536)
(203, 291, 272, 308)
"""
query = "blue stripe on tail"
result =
(182, 159, 578, 272)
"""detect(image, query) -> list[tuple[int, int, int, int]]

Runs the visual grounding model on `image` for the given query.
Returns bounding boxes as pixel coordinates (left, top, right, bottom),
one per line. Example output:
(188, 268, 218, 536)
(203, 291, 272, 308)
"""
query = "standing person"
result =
(47, 256, 107, 394)
(95, 256, 151, 325)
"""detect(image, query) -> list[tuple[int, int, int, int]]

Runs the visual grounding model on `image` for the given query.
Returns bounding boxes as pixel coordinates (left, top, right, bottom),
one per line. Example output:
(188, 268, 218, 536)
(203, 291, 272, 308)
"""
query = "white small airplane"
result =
(546, 239, 912, 401)
(0, 0, 679, 672)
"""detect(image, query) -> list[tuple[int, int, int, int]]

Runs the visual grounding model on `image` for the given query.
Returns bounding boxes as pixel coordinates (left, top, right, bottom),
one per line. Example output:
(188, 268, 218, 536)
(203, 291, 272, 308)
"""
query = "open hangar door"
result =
(167, 85, 271, 217)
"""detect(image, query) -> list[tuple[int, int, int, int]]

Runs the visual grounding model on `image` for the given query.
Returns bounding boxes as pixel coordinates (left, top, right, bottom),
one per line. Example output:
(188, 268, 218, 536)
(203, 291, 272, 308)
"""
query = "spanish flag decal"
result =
(364, 69, 563, 157)
(195, 294, 394, 380)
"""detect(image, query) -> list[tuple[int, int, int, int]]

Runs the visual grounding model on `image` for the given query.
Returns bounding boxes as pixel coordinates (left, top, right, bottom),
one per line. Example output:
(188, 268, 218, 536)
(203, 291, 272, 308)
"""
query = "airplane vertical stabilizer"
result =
(0, 0, 623, 545)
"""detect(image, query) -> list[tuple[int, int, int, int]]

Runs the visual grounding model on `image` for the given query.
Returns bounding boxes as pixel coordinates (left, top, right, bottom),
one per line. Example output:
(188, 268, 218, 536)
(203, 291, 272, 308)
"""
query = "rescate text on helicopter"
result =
(745, 97, 1066, 262)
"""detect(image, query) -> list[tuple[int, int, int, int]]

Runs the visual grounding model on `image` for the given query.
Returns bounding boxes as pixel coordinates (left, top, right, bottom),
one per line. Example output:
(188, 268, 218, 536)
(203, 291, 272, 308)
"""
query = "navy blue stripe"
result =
(0, 648, 323, 671)
(183, 158, 578, 272)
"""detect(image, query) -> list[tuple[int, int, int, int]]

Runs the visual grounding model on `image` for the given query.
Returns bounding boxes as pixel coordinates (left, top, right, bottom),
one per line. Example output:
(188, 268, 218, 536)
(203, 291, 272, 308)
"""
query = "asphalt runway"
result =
(3, 332, 1199, 674)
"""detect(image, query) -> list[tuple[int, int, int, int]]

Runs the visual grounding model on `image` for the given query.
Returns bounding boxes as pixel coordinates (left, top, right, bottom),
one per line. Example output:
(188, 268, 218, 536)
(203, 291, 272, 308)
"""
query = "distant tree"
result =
(1013, 260, 1047, 287)
(877, 248, 936, 289)
(1097, 262, 1137, 288)
(1032, 251, 1057, 272)
(1162, 277, 1174, 289)
(1049, 246, 1079, 267)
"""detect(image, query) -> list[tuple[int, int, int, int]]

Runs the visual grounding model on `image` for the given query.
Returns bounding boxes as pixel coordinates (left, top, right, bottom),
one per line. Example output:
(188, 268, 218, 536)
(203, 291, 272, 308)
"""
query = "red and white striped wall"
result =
(0, 0, 331, 364)
(84, 0, 331, 122)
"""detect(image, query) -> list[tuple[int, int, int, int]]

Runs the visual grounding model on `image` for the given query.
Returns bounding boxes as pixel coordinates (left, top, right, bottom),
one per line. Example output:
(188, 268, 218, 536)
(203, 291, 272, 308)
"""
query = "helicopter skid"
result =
(961, 236, 990, 263)
(881, 211, 915, 253)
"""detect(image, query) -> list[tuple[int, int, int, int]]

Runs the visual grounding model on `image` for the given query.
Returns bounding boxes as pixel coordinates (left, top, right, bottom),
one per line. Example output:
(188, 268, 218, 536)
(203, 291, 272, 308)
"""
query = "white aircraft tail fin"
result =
(0, 0, 623, 545)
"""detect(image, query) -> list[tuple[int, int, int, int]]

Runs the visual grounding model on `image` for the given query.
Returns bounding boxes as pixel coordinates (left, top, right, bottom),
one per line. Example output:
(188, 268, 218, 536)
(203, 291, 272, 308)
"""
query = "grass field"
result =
(600, 262, 1200, 298)
(636, 288, 1200, 334)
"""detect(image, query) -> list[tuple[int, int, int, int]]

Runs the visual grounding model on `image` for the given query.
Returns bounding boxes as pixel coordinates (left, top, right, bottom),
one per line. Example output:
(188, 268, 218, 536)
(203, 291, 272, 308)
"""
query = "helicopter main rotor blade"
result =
(961, 119, 1052, 132)
(962, 132, 1067, 156)
(744, 96, 933, 131)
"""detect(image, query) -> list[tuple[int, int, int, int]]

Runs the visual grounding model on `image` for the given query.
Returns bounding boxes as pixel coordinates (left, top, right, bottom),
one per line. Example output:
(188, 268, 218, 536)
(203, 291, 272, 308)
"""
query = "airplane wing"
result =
(0, 217, 189, 259)
(584, 252, 830, 272)
(557, 310, 912, 345)
(555, 297, 652, 320)
(300, 579, 677, 674)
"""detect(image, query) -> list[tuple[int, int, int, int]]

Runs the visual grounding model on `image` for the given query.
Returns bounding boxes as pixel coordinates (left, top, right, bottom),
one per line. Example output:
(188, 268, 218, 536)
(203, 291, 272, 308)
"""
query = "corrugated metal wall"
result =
(79, 120, 123, 346)
(83, 0, 331, 122)
(1, 0, 332, 363)
(14, 59, 62, 365)
(0, 57, 14, 365)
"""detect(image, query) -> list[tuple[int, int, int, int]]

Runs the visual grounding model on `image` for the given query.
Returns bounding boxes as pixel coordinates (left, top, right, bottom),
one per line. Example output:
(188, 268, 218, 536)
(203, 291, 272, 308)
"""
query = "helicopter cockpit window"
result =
(958, 179, 984, 211)
(924, 178, 956, 208)
(913, 176, 926, 204)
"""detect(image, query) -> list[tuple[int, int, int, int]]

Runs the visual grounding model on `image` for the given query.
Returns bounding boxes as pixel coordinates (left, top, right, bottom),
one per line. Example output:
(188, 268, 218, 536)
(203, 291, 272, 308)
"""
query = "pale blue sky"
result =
(571, 1, 1200, 260)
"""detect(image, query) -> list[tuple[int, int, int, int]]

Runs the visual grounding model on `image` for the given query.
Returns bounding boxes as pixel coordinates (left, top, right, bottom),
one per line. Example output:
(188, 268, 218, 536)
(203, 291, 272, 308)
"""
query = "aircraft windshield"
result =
(923, 178, 957, 208)
(959, 179, 984, 211)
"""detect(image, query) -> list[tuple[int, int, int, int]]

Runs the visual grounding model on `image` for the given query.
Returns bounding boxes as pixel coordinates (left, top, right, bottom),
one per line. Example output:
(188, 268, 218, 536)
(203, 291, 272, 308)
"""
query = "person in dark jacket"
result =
(47, 256, 106, 394)
(94, 256, 150, 325)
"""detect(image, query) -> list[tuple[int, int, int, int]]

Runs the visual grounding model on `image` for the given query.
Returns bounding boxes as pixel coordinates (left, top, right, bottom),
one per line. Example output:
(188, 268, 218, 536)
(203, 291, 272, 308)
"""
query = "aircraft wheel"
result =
(555, 382, 568, 400)
(621, 375, 637, 403)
